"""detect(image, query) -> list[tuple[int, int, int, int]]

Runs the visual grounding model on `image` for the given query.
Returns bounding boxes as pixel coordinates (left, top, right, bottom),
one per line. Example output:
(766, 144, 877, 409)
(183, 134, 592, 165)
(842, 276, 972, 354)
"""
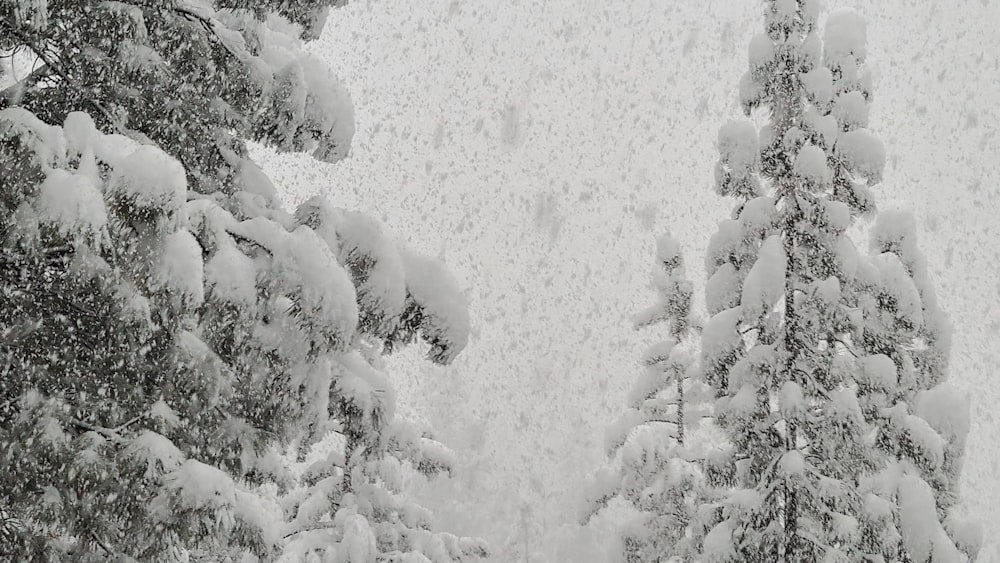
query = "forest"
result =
(1, 0, 996, 561)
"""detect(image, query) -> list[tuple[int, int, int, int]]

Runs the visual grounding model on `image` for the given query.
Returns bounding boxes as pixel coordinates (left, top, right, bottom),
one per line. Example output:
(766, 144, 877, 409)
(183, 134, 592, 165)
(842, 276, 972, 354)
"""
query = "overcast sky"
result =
(259, 1, 1000, 560)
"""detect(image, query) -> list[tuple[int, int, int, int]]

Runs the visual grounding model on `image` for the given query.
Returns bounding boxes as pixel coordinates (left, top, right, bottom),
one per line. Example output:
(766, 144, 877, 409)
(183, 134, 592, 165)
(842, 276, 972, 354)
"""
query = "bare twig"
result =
(113, 414, 145, 433)
(90, 531, 114, 556)
(70, 418, 125, 443)
(833, 337, 859, 358)
(70, 412, 147, 443)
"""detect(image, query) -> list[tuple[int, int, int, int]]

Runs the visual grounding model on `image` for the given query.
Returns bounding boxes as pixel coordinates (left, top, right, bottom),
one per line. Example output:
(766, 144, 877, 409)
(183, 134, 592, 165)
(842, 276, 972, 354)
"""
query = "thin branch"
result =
(173, 4, 243, 61)
(89, 531, 114, 556)
(70, 418, 125, 443)
(70, 410, 147, 443)
(281, 520, 340, 541)
(226, 229, 276, 256)
(833, 337, 859, 358)
(645, 418, 679, 426)
(113, 414, 144, 433)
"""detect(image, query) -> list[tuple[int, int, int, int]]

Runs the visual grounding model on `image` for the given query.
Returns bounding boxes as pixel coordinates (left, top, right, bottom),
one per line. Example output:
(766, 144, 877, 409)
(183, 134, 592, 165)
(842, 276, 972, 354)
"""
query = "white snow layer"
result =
(332, 208, 408, 323)
(149, 399, 182, 428)
(780, 380, 804, 416)
(738, 196, 776, 236)
(126, 430, 185, 479)
(702, 307, 742, 367)
(771, 0, 798, 27)
(604, 408, 647, 455)
(833, 90, 870, 130)
(165, 459, 237, 510)
(860, 354, 897, 390)
(804, 107, 839, 150)
(299, 55, 356, 163)
(110, 145, 188, 214)
(899, 472, 963, 562)
(230, 216, 359, 346)
(823, 200, 852, 233)
(157, 229, 205, 306)
(340, 513, 377, 563)
(824, 8, 868, 66)
(748, 33, 774, 70)
(915, 384, 970, 445)
(702, 519, 735, 561)
(793, 143, 832, 186)
(780, 450, 805, 477)
(656, 232, 682, 268)
(717, 120, 759, 176)
(205, 242, 259, 306)
(705, 219, 742, 277)
(62, 111, 100, 158)
(400, 248, 471, 365)
(834, 128, 885, 184)
(286, 225, 360, 345)
(0, 107, 67, 169)
(871, 209, 919, 258)
(35, 169, 108, 237)
(740, 235, 786, 321)
(705, 262, 741, 316)
(872, 252, 924, 329)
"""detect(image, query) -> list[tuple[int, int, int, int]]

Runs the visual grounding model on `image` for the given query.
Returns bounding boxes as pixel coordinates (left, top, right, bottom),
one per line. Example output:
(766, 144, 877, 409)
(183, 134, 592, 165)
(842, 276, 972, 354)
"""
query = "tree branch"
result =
(1, 25, 131, 137)
(90, 531, 115, 556)
(833, 337, 859, 358)
(0, 61, 49, 108)
(70, 411, 147, 443)
(173, 4, 243, 62)
(70, 418, 126, 443)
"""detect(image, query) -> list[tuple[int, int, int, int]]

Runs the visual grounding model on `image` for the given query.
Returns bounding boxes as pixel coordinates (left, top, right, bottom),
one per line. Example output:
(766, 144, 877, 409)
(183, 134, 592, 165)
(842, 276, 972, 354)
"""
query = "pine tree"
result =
(583, 233, 715, 562)
(691, 2, 980, 561)
(1, 2, 486, 561)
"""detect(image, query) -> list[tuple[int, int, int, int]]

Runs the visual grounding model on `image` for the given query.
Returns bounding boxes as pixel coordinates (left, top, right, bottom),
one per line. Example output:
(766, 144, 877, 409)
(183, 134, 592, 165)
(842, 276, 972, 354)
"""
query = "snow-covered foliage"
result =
(1, 0, 353, 197)
(686, 2, 980, 561)
(0, 3, 485, 561)
(585, 233, 717, 561)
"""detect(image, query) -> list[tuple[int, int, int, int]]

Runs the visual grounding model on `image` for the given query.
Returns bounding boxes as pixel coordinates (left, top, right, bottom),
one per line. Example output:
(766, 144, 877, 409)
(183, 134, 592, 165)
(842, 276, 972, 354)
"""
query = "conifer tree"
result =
(691, 2, 980, 561)
(0, 2, 486, 561)
(583, 233, 714, 562)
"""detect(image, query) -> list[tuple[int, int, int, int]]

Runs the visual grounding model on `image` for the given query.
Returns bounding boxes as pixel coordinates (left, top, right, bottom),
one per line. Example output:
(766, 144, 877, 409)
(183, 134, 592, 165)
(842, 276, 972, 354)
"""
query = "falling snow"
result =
(3, 0, 999, 561)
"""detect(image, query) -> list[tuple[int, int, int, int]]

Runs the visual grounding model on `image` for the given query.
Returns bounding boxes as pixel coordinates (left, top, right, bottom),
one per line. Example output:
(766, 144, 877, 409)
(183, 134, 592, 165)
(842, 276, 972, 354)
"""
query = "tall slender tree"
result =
(693, 2, 980, 561)
(583, 233, 715, 562)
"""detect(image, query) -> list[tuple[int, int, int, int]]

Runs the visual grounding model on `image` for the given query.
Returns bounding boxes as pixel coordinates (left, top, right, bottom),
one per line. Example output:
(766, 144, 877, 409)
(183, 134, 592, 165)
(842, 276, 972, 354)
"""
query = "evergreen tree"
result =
(1, 2, 486, 561)
(691, 2, 980, 561)
(583, 233, 715, 562)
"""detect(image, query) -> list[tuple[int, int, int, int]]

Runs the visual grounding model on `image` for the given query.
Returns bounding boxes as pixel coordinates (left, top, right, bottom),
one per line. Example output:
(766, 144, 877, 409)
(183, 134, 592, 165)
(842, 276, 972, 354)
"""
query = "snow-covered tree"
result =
(583, 233, 716, 562)
(0, 2, 485, 561)
(851, 212, 983, 561)
(276, 200, 487, 562)
(0, 0, 353, 196)
(690, 2, 980, 561)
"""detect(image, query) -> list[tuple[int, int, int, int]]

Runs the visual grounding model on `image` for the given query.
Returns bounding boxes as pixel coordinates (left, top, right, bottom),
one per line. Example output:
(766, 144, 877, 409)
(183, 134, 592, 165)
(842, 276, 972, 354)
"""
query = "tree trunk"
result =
(772, 43, 803, 563)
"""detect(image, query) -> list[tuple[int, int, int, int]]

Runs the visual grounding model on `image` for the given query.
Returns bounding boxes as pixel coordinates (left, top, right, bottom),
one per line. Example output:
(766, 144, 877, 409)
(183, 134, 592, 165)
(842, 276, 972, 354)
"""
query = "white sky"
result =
(259, 1, 1000, 560)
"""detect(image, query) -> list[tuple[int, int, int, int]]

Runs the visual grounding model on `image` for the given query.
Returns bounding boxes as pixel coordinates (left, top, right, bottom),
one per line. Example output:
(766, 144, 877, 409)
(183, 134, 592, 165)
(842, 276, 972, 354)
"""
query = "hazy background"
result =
(258, 1, 1000, 560)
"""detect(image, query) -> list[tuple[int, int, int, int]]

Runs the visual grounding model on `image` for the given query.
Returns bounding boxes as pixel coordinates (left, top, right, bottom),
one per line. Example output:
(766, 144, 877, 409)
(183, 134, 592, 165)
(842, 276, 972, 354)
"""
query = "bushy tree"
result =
(0, 2, 485, 561)
(583, 233, 715, 562)
(588, 2, 980, 562)
(692, 2, 980, 561)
